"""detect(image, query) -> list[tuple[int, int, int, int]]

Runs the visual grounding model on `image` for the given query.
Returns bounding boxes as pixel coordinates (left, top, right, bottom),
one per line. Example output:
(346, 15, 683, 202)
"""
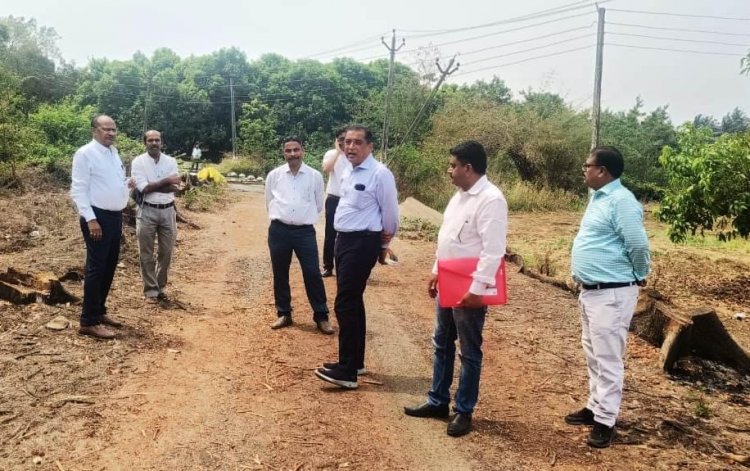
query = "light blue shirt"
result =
(334, 154, 399, 240)
(571, 179, 651, 284)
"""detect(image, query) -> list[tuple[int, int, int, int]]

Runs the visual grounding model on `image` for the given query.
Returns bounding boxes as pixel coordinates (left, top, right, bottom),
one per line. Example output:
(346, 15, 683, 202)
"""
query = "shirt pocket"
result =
(452, 214, 476, 243)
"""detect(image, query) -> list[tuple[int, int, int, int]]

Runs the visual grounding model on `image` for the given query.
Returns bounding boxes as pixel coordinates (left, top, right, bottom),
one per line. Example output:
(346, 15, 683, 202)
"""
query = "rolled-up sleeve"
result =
(469, 196, 508, 294)
(70, 150, 95, 222)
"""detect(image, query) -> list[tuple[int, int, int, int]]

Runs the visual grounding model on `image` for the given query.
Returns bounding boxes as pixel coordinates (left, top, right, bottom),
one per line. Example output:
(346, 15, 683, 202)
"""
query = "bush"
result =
(182, 182, 227, 211)
(215, 155, 273, 178)
(504, 181, 583, 212)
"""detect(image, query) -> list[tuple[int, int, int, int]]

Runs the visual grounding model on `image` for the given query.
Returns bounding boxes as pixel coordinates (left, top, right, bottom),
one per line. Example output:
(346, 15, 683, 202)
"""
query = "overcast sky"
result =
(5, 0, 749, 124)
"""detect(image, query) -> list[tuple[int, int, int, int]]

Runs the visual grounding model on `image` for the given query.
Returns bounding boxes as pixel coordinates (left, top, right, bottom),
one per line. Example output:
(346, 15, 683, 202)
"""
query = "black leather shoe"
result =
(322, 362, 366, 375)
(565, 407, 595, 426)
(447, 412, 472, 437)
(271, 315, 292, 329)
(404, 401, 450, 419)
(321, 268, 333, 277)
(587, 421, 615, 448)
(316, 320, 335, 335)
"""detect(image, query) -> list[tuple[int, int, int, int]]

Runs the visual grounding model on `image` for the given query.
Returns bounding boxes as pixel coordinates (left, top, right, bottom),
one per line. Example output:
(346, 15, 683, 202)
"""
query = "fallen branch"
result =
(47, 395, 96, 408)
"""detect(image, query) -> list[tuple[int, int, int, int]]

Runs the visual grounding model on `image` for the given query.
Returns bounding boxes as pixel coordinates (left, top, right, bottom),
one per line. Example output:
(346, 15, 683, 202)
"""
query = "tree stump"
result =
(632, 289, 750, 373)
(0, 268, 79, 305)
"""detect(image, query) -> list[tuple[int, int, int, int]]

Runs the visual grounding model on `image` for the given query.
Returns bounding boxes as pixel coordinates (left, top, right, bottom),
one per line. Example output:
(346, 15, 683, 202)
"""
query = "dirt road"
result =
(2, 186, 748, 470)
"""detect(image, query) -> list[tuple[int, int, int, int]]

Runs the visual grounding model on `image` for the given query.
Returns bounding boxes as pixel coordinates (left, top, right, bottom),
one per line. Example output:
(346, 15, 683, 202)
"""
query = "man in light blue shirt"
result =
(567, 146, 650, 448)
(315, 124, 399, 389)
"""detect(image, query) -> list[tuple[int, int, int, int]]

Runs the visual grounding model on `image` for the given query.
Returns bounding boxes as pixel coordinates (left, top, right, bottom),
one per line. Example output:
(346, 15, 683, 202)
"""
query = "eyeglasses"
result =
(582, 163, 603, 171)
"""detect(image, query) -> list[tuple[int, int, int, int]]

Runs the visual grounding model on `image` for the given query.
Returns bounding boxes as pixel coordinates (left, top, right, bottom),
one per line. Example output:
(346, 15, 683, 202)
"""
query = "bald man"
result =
(70, 114, 133, 339)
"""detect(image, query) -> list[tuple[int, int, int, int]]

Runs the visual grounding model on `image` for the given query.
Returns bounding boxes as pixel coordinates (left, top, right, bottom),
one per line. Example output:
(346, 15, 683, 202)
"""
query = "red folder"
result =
(437, 258, 507, 308)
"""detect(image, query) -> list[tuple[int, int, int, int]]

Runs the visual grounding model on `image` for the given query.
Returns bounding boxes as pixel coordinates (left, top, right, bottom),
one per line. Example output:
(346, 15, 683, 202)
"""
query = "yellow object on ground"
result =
(197, 166, 226, 184)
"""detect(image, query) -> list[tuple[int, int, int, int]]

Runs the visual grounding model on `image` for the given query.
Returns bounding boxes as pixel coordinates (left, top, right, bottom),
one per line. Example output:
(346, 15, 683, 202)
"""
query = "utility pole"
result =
(142, 81, 151, 134)
(399, 56, 459, 150)
(590, 7, 605, 150)
(229, 75, 237, 159)
(380, 29, 405, 161)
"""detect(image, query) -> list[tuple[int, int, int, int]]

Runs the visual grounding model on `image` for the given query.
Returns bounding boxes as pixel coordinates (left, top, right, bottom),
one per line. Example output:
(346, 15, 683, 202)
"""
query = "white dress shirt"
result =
(191, 147, 202, 160)
(70, 140, 130, 221)
(322, 149, 350, 197)
(334, 154, 399, 237)
(131, 152, 179, 204)
(433, 175, 508, 295)
(265, 162, 324, 225)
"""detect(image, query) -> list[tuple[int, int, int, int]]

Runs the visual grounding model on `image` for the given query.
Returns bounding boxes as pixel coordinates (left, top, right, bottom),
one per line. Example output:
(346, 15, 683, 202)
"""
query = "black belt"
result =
(271, 220, 311, 229)
(338, 230, 381, 237)
(581, 281, 638, 290)
(143, 201, 174, 209)
(92, 206, 122, 215)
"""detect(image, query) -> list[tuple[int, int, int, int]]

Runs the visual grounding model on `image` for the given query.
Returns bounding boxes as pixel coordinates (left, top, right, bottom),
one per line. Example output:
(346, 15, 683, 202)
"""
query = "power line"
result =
(354, 12, 594, 63)
(461, 33, 594, 67)
(302, 32, 389, 59)
(606, 43, 747, 57)
(451, 45, 593, 77)
(608, 8, 750, 22)
(455, 24, 595, 58)
(607, 21, 750, 38)
(403, 0, 604, 39)
(609, 31, 750, 48)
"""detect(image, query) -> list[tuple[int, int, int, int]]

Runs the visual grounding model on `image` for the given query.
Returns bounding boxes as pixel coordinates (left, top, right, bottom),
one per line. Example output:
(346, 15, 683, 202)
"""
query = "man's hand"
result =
(457, 292, 485, 309)
(428, 274, 438, 298)
(165, 175, 181, 186)
(127, 177, 136, 189)
(381, 231, 393, 245)
(378, 247, 398, 265)
(87, 219, 103, 241)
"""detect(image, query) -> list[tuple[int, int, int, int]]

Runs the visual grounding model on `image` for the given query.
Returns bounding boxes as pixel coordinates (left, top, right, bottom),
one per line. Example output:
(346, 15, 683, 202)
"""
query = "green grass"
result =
(399, 217, 439, 242)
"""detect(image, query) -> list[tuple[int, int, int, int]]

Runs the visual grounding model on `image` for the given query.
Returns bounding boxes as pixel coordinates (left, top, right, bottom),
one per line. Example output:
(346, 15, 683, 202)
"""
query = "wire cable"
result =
(452, 45, 593, 77)
(608, 31, 750, 48)
(606, 43, 747, 57)
(461, 33, 594, 67)
(607, 21, 750, 38)
(608, 8, 750, 22)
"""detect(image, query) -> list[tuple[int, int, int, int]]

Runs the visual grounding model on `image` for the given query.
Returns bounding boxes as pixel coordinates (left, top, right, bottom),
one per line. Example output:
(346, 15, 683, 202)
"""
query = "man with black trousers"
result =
(314, 125, 399, 389)
(70, 114, 133, 339)
(265, 137, 333, 335)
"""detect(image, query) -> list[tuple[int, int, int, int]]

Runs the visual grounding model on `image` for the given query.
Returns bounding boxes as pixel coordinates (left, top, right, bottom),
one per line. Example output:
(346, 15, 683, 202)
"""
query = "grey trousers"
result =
(136, 204, 177, 298)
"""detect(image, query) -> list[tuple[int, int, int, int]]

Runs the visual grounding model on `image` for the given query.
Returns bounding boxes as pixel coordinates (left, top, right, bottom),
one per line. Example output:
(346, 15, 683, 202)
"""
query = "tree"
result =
(720, 107, 749, 134)
(658, 124, 750, 242)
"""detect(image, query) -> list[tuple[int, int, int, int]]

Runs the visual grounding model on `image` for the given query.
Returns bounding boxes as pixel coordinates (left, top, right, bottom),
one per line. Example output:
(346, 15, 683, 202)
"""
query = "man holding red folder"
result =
(404, 140, 508, 437)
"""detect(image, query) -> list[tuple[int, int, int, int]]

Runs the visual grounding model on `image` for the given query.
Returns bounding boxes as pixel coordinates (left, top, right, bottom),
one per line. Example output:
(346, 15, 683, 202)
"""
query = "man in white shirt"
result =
(70, 115, 134, 339)
(404, 140, 508, 437)
(131, 130, 181, 304)
(314, 125, 400, 390)
(265, 137, 333, 334)
(320, 128, 349, 277)
(190, 144, 202, 172)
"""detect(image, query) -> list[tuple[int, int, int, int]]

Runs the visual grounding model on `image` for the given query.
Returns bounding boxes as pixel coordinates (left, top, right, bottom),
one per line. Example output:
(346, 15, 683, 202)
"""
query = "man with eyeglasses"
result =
(70, 115, 134, 339)
(314, 124, 399, 389)
(566, 146, 651, 448)
(131, 130, 181, 305)
(320, 127, 349, 278)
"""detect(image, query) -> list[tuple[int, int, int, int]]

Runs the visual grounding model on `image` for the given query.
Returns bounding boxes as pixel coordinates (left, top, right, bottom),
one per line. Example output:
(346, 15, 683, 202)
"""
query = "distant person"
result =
(265, 137, 333, 335)
(314, 125, 399, 389)
(404, 141, 508, 437)
(70, 114, 133, 339)
(566, 146, 651, 448)
(191, 144, 202, 172)
(321, 127, 349, 277)
(131, 130, 181, 304)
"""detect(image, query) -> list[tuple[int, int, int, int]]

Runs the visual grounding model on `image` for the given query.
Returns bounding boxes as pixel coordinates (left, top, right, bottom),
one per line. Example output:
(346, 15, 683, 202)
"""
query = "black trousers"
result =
(268, 220, 329, 322)
(334, 231, 381, 374)
(322, 194, 340, 271)
(79, 207, 123, 326)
